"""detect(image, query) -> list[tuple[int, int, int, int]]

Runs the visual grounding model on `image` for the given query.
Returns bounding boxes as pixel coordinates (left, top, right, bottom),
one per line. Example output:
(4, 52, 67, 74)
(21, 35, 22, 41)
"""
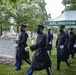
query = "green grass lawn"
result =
(0, 38, 76, 75)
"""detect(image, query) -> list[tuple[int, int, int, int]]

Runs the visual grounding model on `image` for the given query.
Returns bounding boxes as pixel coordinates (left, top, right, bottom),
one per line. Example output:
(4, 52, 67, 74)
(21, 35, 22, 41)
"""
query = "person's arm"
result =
(56, 34, 58, 48)
(74, 34, 76, 47)
(74, 34, 76, 44)
(63, 33, 69, 46)
(56, 38, 58, 48)
(49, 34, 53, 43)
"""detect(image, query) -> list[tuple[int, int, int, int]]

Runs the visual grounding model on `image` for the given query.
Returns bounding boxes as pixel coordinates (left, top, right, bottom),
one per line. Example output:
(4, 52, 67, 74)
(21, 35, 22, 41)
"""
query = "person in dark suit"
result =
(56, 25, 70, 71)
(25, 25, 52, 75)
(46, 29, 53, 56)
(68, 28, 76, 58)
(14, 24, 31, 70)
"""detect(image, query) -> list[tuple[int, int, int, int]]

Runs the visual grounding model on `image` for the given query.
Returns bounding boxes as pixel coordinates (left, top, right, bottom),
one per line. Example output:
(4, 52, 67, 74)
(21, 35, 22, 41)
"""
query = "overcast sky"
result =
(45, 0, 65, 19)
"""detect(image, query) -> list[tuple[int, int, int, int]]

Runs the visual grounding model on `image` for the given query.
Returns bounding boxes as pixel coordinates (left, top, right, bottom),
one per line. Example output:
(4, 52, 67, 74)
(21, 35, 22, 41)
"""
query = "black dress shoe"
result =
(67, 63, 70, 67)
(57, 68, 60, 71)
(15, 68, 21, 71)
(72, 55, 74, 59)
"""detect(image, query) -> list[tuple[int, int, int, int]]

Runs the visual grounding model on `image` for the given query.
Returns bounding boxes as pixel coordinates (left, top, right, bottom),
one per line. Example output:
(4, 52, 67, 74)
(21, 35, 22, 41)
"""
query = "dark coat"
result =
(30, 33, 51, 71)
(56, 31, 69, 61)
(46, 33, 53, 50)
(16, 31, 29, 60)
(68, 32, 76, 54)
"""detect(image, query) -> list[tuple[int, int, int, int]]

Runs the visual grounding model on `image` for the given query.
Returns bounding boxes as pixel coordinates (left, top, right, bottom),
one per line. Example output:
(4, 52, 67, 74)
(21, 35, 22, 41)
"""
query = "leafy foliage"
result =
(62, 0, 76, 10)
(0, 0, 48, 32)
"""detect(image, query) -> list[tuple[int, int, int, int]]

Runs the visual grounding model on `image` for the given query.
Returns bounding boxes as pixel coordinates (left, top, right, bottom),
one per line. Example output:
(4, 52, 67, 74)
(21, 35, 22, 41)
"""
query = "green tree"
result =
(0, 0, 48, 33)
(62, 0, 76, 10)
(0, 5, 11, 36)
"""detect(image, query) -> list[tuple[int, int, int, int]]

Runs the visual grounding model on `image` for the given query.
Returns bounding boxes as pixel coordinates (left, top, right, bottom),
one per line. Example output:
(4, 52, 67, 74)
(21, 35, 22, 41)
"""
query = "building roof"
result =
(44, 10, 76, 28)
(52, 10, 76, 21)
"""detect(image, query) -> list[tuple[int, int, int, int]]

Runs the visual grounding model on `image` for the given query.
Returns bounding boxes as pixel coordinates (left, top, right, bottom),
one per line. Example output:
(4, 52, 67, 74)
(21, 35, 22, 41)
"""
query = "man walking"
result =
(46, 29, 53, 56)
(56, 25, 70, 71)
(25, 25, 52, 75)
(68, 28, 76, 58)
(14, 24, 31, 70)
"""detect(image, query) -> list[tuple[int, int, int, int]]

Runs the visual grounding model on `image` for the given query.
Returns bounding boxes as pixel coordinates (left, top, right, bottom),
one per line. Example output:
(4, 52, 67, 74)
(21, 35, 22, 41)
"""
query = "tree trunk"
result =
(0, 26, 2, 37)
(31, 31, 32, 38)
(17, 26, 19, 33)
